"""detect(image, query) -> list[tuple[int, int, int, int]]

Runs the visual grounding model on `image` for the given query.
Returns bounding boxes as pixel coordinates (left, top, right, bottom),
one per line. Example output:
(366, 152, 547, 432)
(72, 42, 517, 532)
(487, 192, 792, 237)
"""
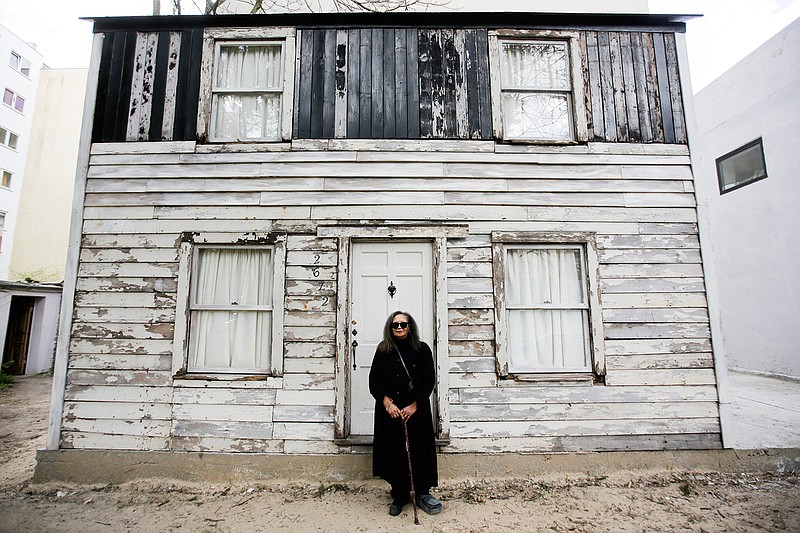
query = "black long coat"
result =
(369, 339, 438, 491)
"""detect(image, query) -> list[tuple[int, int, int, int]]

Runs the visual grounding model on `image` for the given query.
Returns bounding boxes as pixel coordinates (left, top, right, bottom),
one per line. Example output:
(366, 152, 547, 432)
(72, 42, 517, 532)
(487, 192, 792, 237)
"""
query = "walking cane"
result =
(402, 417, 420, 525)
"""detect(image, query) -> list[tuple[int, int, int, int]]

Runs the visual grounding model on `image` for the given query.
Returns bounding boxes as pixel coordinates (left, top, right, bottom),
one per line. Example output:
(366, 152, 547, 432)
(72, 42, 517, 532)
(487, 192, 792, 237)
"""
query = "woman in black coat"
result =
(369, 310, 443, 517)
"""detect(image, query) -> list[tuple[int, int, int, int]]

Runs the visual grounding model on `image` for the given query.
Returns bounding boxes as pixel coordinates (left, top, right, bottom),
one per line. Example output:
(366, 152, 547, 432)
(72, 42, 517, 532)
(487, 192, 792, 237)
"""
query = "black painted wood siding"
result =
(582, 31, 686, 144)
(293, 28, 492, 140)
(92, 29, 203, 142)
(90, 25, 686, 145)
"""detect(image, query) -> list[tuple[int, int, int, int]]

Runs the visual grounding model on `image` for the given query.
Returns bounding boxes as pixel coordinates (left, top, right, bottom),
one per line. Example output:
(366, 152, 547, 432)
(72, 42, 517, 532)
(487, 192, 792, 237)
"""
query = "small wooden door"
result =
(2, 296, 35, 375)
(349, 241, 434, 436)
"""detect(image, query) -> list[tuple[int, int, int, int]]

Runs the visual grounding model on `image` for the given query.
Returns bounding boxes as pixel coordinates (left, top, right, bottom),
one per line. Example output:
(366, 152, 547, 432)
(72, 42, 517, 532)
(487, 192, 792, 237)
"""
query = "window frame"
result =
(716, 137, 768, 194)
(9, 51, 32, 77)
(492, 232, 605, 381)
(0, 126, 19, 150)
(172, 232, 287, 378)
(3, 88, 25, 113)
(488, 30, 588, 144)
(197, 27, 296, 144)
(1, 169, 11, 189)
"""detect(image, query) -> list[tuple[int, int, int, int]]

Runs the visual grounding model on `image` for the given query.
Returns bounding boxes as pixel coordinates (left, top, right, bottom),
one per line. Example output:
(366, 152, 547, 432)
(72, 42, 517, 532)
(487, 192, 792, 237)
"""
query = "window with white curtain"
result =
(210, 41, 284, 141)
(493, 234, 605, 379)
(504, 246, 590, 372)
(499, 40, 573, 141)
(188, 247, 275, 373)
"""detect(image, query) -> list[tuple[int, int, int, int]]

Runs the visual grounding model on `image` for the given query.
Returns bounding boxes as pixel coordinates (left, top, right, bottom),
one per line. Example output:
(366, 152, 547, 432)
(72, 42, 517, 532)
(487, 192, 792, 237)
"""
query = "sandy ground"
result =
(1, 374, 799, 533)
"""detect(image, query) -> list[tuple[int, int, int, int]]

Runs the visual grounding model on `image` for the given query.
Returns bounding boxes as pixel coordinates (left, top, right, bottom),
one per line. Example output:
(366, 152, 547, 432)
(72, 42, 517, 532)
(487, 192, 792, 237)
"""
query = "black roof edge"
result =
(84, 12, 699, 34)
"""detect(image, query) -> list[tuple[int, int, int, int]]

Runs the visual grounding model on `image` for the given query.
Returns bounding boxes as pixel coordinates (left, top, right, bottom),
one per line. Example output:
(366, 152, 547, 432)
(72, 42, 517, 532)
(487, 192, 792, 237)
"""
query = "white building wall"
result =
(9, 68, 85, 282)
(694, 18, 800, 378)
(0, 23, 43, 279)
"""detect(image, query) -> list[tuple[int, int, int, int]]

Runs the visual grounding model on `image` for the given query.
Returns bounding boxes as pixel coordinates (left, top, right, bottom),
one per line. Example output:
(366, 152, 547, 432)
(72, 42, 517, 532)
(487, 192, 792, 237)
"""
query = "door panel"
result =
(350, 241, 434, 435)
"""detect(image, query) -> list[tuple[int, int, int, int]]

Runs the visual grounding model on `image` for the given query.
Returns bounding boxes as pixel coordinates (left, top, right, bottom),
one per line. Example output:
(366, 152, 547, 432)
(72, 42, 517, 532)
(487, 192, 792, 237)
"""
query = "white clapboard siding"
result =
(449, 401, 718, 422)
(68, 354, 172, 371)
(448, 308, 494, 326)
(71, 322, 174, 340)
(455, 385, 718, 404)
(171, 435, 283, 453)
(65, 400, 173, 420)
(61, 432, 170, 451)
(172, 404, 274, 423)
(62, 418, 171, 437)
(172, 387, 277, 405)
(66, 369, 172, 387)
(451, 418, 719, 438)
(606, 353, 713, 370)
(73, 307, 176, 324)
(64, 384, 172, 402)
(63, 139, 719, 453)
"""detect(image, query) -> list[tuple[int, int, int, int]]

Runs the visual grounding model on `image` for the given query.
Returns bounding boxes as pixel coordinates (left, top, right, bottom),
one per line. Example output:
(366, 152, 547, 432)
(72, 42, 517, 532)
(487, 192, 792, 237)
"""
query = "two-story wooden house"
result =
(37, 11, 722, 482)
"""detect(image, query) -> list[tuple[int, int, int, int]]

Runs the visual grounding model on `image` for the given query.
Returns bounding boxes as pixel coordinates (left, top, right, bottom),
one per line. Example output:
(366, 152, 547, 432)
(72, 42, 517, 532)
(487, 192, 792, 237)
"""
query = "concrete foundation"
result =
(34, 449, 800, 485)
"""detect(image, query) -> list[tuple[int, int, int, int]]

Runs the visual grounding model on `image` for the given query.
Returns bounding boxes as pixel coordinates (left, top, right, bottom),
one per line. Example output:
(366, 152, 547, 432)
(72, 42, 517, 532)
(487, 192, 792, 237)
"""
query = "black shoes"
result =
(390, 494, 443, 516)
(416, 494, 443, 515)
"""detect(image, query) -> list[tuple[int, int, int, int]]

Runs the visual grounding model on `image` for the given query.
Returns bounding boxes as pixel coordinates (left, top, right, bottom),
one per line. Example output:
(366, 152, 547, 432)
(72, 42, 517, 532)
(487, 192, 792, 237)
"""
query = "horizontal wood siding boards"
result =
(69, 141, 716, 452)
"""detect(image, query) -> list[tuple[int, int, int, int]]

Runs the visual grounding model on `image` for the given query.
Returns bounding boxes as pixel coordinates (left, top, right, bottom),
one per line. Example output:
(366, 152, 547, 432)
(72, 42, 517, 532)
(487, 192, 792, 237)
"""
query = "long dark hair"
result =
(378, 310, 421, 354)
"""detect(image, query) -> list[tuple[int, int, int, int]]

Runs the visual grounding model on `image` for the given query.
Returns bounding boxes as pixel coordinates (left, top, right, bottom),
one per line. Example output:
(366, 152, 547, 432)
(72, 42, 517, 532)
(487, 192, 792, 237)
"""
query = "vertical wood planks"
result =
(630, 33, 653, 143)
(584, 30, 685, 144)
(585, 32, 605, 141)
(664, 33, 687, 144)
(406, 28, 421, 139)
(652, 33, 675, 143)
(346, 28, 360, 138)
(90, 24, 688, 146)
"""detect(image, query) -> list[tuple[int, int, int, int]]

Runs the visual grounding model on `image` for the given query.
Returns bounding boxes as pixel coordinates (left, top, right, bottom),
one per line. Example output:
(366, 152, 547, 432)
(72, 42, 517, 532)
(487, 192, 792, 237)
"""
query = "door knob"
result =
(351, 339, 358, 370)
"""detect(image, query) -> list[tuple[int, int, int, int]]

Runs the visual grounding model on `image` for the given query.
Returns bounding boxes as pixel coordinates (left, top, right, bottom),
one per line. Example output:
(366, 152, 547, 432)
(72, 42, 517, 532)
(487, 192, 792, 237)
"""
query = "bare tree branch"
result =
(157, 0, 449, 15)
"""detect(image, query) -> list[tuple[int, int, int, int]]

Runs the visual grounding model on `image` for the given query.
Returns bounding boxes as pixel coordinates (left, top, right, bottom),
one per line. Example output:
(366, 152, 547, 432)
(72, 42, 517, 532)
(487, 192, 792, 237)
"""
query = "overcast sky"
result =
(1, 0, 799, 92)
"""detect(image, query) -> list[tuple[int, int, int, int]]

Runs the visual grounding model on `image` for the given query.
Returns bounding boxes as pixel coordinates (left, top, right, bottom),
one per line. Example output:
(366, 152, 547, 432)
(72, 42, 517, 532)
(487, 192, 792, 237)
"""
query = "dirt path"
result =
(1, 375, 798, 533)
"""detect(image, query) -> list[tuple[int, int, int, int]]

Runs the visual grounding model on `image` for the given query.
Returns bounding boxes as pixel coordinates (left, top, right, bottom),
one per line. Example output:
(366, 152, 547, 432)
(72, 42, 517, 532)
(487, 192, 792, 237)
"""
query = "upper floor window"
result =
(489, 31, 587, 144)
(200, 28, 296, 143)
(3, 88, 25, 113)
(9, 52, 32, 77)
(1, 170, 11, 189)
(0, 126, 19, 150)
(716, 138, 768, 194)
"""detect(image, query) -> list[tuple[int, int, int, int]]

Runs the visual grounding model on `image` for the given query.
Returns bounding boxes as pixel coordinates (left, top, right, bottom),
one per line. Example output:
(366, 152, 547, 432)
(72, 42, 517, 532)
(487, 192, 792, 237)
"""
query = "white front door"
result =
(349, 241, 434, 436)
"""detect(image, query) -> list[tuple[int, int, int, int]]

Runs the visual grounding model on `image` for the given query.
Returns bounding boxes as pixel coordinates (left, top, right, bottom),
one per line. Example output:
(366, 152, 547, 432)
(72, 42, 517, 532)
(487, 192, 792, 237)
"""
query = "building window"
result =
(3, 88, 25, 113)
(716, 138, 768, 194)
(199, 28, 296, 143)
(1, 170, 11, 188)
(211, 41, 286, 141)
(493, 233, 604, 379)
(174, 234, 286, 376)
(489, 31, 587, 143)
(0, 127, 19, 150)
(9, 52, 32, 77)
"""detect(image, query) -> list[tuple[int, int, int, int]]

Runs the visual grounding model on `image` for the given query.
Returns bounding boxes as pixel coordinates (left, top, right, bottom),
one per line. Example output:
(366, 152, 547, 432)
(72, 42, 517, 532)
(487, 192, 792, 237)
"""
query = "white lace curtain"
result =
(506, 248, 589, 372)
(191, 248, 274, 372)
(214, 44, 282, 140)
(500, 41, 571, 140)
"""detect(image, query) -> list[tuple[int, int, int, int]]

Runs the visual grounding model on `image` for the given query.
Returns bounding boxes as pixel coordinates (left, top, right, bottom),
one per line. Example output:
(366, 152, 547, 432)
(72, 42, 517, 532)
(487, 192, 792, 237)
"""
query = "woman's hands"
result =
(384, 397, 417, 421)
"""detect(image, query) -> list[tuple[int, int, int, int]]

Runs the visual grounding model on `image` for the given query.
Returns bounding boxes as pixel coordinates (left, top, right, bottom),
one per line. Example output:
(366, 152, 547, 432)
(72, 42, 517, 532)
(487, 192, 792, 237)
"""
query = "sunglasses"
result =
(391, 321, 409, 330)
